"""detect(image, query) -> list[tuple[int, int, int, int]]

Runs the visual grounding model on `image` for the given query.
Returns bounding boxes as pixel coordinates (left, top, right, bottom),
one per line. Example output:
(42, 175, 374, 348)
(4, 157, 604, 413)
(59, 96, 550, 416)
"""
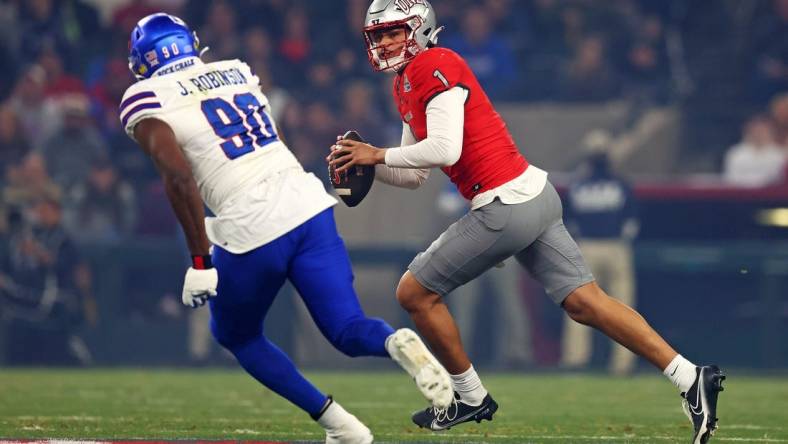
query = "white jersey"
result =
(120, 58, 336, 253)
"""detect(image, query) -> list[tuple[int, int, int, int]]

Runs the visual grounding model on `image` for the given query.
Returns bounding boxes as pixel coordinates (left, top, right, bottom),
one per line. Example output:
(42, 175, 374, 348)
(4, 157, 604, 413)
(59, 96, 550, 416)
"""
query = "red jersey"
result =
(392, 47, 528, 200)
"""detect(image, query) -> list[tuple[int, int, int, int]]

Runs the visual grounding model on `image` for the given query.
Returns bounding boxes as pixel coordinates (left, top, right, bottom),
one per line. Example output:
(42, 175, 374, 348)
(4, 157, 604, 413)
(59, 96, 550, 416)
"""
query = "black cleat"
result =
(681, 365, 726, 444)
(411, 392, 498, 431)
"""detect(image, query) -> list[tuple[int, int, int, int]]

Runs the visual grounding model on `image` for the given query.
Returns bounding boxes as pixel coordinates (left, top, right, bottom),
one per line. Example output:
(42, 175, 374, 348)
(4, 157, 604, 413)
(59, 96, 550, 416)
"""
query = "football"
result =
(329, 130, 375, 207)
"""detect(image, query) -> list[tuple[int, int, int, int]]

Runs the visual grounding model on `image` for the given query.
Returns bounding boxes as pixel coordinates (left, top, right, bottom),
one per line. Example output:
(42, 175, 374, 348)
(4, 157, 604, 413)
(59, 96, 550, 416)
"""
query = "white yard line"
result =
(433, 434, 788, 442)
(727, 424, 785, 430)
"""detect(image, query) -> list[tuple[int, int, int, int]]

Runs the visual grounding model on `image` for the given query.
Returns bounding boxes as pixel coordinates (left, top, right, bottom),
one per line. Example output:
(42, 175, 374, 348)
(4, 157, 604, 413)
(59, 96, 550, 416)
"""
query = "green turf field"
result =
(0, 369, 785, 443)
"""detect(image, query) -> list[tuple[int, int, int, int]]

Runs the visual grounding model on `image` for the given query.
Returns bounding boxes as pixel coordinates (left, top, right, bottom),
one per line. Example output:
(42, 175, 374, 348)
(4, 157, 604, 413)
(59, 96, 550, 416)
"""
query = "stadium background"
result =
(0, 0, 787, 386)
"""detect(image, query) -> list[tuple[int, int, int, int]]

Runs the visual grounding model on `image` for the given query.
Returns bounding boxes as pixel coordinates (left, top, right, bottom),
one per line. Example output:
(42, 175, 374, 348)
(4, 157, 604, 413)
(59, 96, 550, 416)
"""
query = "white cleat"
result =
(325, 421, 373, 444)
(386, 328, 453, 409)
(317, 398, 373, 444)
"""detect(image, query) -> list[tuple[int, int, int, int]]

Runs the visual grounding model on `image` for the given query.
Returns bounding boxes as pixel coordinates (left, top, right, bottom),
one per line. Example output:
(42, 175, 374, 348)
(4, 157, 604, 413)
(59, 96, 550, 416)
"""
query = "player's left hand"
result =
(327, 137, 386, 174)
(182, 267, 218, 308)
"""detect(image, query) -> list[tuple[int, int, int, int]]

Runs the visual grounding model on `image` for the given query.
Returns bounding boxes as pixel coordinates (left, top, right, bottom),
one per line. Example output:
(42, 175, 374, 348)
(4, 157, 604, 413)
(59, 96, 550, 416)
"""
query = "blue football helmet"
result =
(128, 13, 200, 80)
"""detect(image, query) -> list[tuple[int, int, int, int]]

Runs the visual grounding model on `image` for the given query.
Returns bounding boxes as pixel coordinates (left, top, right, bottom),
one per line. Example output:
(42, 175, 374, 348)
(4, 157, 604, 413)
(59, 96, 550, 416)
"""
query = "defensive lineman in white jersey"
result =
(121, 57, 336, 252)
(120, 13, 452, 444)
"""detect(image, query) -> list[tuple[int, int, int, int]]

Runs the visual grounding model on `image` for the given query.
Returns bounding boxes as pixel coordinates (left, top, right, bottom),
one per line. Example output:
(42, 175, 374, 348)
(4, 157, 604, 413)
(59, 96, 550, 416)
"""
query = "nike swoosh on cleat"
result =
(689, 387, 702, 413)
(431, 407, 485, 430)
(688, 370, 704, 415)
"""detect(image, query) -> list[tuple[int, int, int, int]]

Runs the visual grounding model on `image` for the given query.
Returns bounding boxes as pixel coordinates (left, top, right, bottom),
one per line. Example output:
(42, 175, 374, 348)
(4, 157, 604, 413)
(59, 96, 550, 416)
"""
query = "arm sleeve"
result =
(384, 86, 466, 168)
(374, 123, 431, 189)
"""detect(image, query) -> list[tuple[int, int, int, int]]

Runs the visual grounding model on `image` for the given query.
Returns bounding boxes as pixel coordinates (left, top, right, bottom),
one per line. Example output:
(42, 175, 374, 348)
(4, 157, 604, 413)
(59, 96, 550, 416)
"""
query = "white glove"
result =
(182, 267, 218, 308)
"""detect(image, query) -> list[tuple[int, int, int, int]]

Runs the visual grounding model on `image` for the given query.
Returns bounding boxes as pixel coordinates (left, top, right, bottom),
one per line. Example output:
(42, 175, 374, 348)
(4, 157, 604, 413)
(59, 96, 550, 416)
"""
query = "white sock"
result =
(316, 399, 351, 429)
(451, 365, 488, 406)
(663, 354, 697, 393)
(315, 399, 371, 442)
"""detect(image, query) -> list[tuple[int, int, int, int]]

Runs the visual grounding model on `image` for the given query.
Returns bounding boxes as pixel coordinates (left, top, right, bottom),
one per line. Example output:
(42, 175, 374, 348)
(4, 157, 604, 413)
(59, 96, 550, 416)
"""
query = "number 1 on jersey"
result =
(433, 69, 450, 88)
(201, 93, 279, 160)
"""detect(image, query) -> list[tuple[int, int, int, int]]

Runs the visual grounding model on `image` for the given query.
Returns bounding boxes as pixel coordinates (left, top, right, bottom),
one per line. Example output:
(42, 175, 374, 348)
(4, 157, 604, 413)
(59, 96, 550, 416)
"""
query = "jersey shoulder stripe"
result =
(119, 81, 167, 137)
(119, 91, 158, 113)
(121, 101, 162, 127)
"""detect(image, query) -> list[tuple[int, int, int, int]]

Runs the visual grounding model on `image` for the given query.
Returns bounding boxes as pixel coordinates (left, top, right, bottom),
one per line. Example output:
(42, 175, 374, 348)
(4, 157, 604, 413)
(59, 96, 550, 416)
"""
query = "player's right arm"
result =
(374, 124, 431, 189)
(331, 52, 467, 176)
(133, 118, 217, 308)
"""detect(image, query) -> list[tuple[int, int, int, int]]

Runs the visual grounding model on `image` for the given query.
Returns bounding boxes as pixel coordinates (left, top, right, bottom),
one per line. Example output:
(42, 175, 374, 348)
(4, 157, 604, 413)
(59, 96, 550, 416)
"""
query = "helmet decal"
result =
(394, 0, 425, 14)
(144, 50, 160, 67)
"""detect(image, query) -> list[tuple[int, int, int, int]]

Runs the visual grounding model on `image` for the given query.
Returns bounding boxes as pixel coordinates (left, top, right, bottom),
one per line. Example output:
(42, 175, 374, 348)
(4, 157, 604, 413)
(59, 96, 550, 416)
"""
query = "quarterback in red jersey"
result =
(391, 45, 528, 200)
(330, 1, 724, 442)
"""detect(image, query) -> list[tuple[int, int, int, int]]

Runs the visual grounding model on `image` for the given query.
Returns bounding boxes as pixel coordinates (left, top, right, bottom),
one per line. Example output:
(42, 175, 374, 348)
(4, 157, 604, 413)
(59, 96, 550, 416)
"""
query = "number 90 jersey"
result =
(120, 59, 336, 253)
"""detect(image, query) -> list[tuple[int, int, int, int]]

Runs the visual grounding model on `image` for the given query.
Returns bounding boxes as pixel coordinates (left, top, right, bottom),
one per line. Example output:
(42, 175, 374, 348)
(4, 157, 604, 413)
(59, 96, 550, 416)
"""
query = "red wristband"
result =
(191, 255, 213, 270)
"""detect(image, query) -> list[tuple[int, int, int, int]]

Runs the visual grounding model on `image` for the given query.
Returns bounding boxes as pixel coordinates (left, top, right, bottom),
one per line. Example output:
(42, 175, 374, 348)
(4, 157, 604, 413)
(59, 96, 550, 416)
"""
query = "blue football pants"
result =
(208, 207, 394, 416)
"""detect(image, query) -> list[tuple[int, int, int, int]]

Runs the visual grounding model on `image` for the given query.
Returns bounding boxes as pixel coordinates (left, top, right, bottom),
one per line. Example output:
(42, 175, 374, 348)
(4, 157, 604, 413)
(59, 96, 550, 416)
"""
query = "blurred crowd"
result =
(723, 94, 788, 187)
(0, 0, 786, 243)
(0, 0, 786, 363)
